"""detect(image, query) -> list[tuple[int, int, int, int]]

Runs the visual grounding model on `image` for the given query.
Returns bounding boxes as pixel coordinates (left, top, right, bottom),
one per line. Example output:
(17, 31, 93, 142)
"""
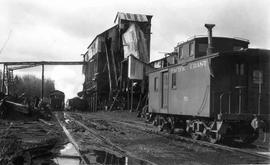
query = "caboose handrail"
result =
(219, 91, 232, 114)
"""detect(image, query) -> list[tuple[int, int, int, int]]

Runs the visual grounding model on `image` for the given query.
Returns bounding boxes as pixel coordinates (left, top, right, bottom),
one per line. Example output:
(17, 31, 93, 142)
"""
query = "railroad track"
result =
(61, 112, 270, 164)
(54, 113, 90, 165)
(111, 119, 270, 161)
(55, 112, 157, 165)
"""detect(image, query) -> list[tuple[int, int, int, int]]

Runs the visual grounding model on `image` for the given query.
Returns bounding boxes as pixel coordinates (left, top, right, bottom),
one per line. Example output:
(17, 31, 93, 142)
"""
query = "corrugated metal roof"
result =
(114, 12, 149, 23)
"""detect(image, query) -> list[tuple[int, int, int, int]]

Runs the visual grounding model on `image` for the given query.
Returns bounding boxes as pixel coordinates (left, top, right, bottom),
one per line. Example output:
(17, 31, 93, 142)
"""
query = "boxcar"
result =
(49, 90, 65, 111)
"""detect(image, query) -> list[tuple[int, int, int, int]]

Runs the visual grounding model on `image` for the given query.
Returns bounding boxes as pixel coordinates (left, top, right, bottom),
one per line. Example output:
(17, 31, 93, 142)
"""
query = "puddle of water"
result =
(257, 152, 270, 156)
(59, 143, 79, 156)
(54, 158, 81, 165)
(56, 113, 154, 165)
(53, 143, 82, 165)
(52, 143, 153, 165)
(87, 149, 153, 165)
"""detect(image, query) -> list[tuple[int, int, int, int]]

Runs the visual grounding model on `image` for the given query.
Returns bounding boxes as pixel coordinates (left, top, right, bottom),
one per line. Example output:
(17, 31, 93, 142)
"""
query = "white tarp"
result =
(122, 23, 149, 63)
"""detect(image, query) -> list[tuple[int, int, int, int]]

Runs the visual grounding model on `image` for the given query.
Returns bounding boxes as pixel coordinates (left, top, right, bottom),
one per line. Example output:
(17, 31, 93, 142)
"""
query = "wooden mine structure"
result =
(80, 12, 154, 112)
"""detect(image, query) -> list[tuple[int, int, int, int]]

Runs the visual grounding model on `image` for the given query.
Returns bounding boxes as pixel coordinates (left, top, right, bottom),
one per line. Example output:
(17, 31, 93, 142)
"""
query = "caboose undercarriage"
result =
(150, 113, 266, 144)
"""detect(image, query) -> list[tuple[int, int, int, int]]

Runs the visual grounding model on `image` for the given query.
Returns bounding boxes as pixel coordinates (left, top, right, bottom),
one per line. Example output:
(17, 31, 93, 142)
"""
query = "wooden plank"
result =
(38, 119, 53, 126)
(111, 51, 118, 87)
(5, 100, 29, 114)
(105, 43, 113, 100)
(8, 64, 40, 71)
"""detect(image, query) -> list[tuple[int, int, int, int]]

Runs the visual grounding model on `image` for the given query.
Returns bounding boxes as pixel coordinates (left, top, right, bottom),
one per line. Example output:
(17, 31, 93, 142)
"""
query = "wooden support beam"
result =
(6, 65, 9, 95)
(105, 43, 113, 101)
(8, 64, 40, 71)
(5, 100, 29, 114)
(1, 64, 5, 93)
(111, 51, 118, 87)
(41, 64, 44, 99)
(130, 79, 134, 112)
(127, 79, 130, 111)
(0, 61, 85, 65)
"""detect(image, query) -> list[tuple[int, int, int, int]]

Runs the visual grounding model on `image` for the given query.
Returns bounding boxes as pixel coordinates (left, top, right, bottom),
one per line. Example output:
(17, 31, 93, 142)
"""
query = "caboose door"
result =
(231, 62, 248, 114)
(161, 71, 169, 109)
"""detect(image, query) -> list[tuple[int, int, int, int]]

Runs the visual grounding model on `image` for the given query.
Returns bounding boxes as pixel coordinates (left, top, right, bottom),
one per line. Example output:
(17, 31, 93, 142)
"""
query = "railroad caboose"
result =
(149, 24, 270, 143)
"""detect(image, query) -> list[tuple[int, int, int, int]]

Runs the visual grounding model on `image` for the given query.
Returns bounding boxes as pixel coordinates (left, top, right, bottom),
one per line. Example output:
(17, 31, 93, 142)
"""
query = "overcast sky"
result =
(0, 0, 269, 99)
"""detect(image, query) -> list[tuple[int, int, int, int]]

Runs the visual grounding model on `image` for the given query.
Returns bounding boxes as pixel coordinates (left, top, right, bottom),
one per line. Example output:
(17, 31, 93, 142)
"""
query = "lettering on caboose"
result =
(171, 60, 208, 73)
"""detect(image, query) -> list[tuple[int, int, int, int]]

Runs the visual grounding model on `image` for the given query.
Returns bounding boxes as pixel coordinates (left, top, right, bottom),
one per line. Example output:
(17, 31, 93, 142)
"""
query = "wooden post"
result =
(130, 79, 133, 112)
(111, 51, 118, 87)
(127, 79, 130, 111)
(41, 64, 44, 99)
(136, 93, 142, 112)
(6, 66, 9, 95)
(105, 43, 113, 102)
(1, 64, 5, 93)
(95, 92, 98, 112)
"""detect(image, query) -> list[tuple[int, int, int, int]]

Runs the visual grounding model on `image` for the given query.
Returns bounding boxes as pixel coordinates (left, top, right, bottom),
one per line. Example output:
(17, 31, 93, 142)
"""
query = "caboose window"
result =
(236, 64, 239, 75)
(240, 64, 244, 75)
(171, 73, 177, 89)
(198, 44, 208, 53)
(189, 42, 194, 56)
(178, 47, 183, 59)
(235, 63, 245, 75)
(154, 77, 158, 91)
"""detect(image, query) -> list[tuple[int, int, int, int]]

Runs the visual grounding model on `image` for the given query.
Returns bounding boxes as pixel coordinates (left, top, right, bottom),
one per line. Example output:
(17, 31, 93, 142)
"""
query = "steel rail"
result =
(111, 119, 270, 160)
(62, 113, 158, 165)
(54, 113, 91, 165)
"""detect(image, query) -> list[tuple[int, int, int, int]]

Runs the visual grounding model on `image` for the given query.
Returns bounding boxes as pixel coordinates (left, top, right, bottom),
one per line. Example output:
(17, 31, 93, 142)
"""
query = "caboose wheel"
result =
(153, 115, 159, 126)
(186, 120, 202, 140)
(207, 132, 221, 143)
(206, 121, 221, 143)
(191, 133, 201, 140)
(242, 130, 259, 144)
(167, 117, 175, 134)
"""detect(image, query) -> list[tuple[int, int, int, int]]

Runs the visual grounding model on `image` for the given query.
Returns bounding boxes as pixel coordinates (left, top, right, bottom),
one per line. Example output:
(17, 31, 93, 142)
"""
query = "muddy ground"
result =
(62, 110, 270, 165)
(1, 109, 269, 165)
(0, 113, 68, 165)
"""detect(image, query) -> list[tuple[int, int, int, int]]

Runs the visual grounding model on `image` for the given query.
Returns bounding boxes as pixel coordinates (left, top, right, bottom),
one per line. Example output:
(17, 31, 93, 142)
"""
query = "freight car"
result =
(49, 90, 65, 110)
(148, 24, 270, 143)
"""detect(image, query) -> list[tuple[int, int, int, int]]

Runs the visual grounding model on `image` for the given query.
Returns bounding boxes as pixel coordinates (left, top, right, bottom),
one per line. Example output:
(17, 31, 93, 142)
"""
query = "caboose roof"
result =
(148, 48, 270, 74)
(176, 36, 249, 47)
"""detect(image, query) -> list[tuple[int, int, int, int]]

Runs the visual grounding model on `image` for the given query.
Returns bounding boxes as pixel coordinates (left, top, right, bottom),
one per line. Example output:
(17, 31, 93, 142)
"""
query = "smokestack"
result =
(204, 24, 215, 55)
